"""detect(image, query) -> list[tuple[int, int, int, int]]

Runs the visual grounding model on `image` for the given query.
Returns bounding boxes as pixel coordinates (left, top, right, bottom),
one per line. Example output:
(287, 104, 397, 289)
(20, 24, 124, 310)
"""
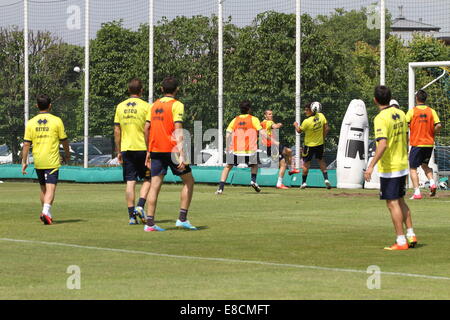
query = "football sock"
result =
(137, 197, 146, 208)
(219, 181, 225, 191)
(406, 228, 415, 237)
(414, 188, 421, 195)
(429, 179, 436, 186)
(146, 216, 155, 227)
(396, 235, 407, 246)
(302, 175, 308, 184)
(42, 203, 52, 217)
(277, 177, 283, 186)
(128, 206, 135, 218)
(251, 174, 257, 184)
(179, 209, 188, 222)
(322, 171, 329, 180)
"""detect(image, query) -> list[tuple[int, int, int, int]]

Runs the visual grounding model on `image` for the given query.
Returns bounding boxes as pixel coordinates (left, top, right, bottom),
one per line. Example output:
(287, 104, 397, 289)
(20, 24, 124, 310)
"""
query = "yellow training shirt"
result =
(374, 107, 408, 176)
(114, 97, 150, 151)
(24, 112, 68, 169)
(300, 113, 327, 147)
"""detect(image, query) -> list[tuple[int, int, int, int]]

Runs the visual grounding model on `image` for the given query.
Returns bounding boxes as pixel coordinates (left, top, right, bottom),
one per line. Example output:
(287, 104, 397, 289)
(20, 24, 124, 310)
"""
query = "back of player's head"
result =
(161, 76, 179, 94)
(416, 90, 427, 103)
(239, 101, 252, 114)
(374, 85, 391, 106)
(304, 103, 312, 111)
(128, 78, 143, 95)
(36, 94, 51, 111)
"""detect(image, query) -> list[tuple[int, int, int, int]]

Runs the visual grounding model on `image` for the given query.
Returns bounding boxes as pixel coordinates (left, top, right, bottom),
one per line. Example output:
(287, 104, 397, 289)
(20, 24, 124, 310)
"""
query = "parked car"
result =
(0, 144, 12, 164)
(88, 155, 113, 166)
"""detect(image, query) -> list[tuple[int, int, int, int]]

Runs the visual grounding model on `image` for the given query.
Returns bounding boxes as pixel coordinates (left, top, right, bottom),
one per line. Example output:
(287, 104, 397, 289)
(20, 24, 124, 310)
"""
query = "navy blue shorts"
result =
(380, 175, 407, 200)
(150, 152, 192, 177)
(409, 146, 433, 169)
(302, 145, 324, 162)
(122, 151, 151, 182)
(36, 168, 59, 185)
(266, 145, 286, 160)
(226, 152, 260, 166)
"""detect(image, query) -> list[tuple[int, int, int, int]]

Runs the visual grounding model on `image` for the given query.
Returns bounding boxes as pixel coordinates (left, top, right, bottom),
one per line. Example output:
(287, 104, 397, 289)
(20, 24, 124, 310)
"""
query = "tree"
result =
(0, 27, 82, 162)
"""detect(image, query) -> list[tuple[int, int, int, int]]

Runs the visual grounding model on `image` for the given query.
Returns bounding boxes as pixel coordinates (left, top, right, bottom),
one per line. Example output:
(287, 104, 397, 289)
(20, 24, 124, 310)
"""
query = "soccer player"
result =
(21, 94, 70, 225)
(215, 101, 264, 194)
(364, 85, 417, 251)
(406, 90, 441, 199)
(114, 78, 151, 225)
(143, 76, 196, 232)
(293, 103, 331, 189)
(261, 110, 295, 189)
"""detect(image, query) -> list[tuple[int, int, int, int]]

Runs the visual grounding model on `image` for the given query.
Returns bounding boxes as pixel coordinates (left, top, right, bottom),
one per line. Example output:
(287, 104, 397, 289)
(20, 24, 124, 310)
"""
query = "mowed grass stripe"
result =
(2, 237, 450, 282)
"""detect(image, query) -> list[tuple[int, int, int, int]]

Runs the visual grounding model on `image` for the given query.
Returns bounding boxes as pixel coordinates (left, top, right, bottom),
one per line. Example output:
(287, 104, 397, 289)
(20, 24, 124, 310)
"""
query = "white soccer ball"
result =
(73, 66, 81, 73)
(311, 101, 322, 114)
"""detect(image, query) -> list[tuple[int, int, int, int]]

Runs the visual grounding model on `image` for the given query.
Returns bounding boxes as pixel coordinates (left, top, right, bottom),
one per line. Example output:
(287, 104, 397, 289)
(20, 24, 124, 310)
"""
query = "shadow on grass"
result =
(53, 219, 86, 225)
(163, 226, 209, 231)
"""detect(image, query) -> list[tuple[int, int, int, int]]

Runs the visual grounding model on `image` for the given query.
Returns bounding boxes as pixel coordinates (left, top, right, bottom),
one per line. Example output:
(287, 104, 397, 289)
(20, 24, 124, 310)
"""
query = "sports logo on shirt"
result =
(392, 113, 400, 120)
(154, 108, 164, 114)
(37, 119, 48, 125)
(126, 102, 137, 107)
(419, 114, 427, 119)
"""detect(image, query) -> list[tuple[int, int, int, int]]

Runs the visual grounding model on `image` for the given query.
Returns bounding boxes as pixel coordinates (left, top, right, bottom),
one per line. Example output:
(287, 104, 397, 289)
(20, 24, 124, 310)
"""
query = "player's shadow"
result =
(414, 243, 427, 249)
(53, 219, 85, 224)
(164, 226, 209, 231)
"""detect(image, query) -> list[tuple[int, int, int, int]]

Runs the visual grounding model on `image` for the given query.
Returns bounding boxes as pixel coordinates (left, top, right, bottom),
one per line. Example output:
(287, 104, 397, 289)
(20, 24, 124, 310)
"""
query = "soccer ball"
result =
(73, 66, 81, 73)
(311, 101, 322, 114)
(439, 181, 448, 190)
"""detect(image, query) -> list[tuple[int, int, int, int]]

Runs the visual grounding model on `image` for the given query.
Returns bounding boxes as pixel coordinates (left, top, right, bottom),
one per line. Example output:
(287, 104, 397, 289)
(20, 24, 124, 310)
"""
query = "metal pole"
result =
(149, 0, 154, 103)
(218, 0, 224, 165)
(408, 63, 415, 111)
(295, 0, 301, 169)
(24, 0, 29, 124)
(380, 0, 386, 85)
(83, 0, 90, 168)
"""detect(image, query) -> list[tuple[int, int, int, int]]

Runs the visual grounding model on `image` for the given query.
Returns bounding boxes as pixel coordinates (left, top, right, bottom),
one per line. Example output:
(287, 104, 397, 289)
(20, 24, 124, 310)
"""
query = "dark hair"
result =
(162, 76, 179, 94)
(374, 85, 391, 106)
(239, 101, 252, 114)
(128, 78, 143, 95)
(36, 94, 51, 111)
(416, 89, 427, 103)
(264, 109, 272, 114)
(304, 103, 312, 110)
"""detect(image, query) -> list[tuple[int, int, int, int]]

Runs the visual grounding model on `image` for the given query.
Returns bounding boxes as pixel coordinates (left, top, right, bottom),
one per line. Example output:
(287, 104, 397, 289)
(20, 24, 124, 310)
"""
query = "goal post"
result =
(408, 61, 450, 187)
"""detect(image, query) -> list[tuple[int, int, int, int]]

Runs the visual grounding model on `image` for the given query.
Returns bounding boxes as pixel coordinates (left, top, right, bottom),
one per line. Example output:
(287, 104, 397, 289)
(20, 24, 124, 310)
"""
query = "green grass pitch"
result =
(1, 181, 450, 299)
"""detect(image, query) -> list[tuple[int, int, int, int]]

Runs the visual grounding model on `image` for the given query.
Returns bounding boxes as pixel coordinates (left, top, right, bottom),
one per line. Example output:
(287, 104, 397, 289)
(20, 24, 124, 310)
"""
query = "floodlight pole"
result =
(24, 0, 29, 124)
(295, 0, 301, 169)
(380, 0, 386, 85)
(218, 0, 224, 165)
(149, 0, 154, 103)
(83, 0, 90, 168)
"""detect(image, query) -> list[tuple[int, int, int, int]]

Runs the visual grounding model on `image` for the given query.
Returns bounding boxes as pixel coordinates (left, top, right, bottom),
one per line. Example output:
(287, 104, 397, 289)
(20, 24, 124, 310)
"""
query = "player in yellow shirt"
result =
(365, 85, 416, 251)
(114, 78, 151, 225)
(293, 103, 331, 189)
(21, 94, 70, 225)
(216, 101, 265, 194)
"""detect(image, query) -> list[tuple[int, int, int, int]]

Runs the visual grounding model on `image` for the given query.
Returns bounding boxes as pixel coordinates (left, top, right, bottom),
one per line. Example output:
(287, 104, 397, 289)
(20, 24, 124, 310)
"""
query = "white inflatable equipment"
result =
(336, 99, 369, 189)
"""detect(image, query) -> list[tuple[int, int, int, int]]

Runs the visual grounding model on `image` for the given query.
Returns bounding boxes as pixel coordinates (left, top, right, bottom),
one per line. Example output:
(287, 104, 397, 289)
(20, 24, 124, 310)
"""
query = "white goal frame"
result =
(408, 61, 450, 184)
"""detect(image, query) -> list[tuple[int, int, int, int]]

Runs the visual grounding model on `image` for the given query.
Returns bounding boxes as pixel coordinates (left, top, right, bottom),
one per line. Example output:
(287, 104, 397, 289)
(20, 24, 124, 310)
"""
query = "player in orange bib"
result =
(406, 90, 441, 199)
(261, 110, 295, 189)
(215, 101, 265, 194)
(143, 77, 196, 231)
